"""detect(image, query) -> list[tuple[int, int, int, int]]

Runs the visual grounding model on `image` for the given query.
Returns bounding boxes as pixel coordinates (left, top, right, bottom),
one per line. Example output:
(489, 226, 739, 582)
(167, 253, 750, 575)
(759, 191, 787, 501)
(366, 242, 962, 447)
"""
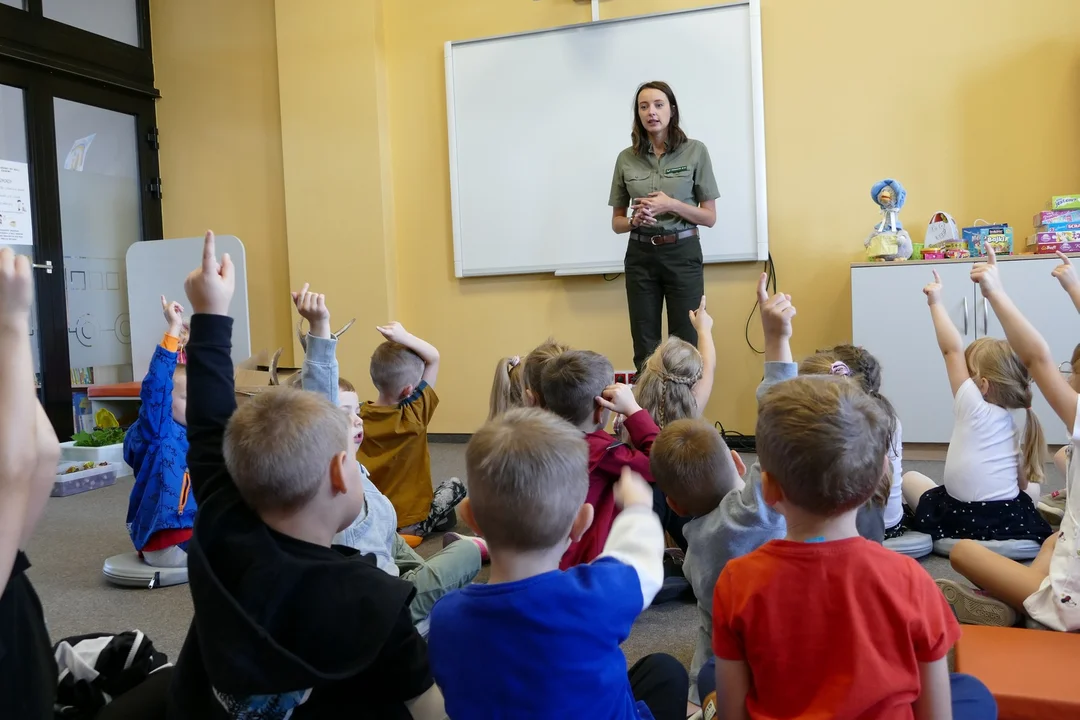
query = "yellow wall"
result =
(274, 0, 398, 381)
(154, 0, 1080, 434)
(150, 0, 293, 363)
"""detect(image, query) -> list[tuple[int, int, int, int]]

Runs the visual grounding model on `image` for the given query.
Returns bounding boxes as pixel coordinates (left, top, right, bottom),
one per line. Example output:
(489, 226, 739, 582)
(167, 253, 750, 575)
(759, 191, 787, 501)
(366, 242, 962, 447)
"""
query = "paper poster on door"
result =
(0, 160, 33, 247)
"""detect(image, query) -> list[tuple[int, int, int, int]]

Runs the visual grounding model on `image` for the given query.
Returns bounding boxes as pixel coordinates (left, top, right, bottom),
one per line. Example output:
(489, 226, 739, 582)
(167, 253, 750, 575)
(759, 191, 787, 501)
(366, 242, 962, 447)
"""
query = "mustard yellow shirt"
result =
(359, 382, 438, 526)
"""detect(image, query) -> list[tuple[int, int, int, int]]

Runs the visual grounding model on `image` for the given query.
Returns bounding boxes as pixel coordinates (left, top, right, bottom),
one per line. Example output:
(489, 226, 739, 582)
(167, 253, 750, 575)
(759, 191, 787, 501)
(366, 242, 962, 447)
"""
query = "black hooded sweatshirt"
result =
(168, 314, 433, 719)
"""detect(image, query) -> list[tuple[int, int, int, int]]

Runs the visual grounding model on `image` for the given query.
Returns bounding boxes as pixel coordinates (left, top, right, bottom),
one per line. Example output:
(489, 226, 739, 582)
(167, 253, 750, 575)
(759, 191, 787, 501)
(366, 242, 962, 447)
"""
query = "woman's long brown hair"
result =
(631, 81, 687, 157)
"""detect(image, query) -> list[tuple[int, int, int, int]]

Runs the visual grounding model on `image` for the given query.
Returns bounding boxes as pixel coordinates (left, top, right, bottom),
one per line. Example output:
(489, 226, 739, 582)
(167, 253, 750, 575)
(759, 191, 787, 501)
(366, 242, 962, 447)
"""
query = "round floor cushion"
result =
(932, 537, 1042, 561)
(102, 552, 188, 589)
(884, 530, 933, 559)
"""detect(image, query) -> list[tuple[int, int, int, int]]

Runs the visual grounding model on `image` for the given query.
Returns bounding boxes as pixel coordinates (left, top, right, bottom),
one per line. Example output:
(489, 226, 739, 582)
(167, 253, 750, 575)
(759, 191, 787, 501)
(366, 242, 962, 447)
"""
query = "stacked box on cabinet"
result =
(1030, 198, 1080, 254)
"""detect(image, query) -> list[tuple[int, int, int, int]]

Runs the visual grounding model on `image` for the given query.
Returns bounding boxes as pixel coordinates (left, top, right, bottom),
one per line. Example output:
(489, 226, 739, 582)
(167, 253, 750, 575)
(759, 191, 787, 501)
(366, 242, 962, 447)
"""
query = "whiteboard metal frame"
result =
(444, 0, 768, 278)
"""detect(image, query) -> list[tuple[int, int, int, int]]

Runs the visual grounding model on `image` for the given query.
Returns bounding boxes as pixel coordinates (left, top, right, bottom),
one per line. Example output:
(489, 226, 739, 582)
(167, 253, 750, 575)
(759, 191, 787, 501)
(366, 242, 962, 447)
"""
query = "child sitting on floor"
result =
(905, 269, 1052, 545)
(360, 322, 465, 537)
(428, 408, 688, 720)
(708, 375, 996, 719)
(123, 295, 196, 569)
(289, 284, 483, 632)
(937, 246, 1080, 631)
(522, 337, 570, 408)
(633, 296, 715, 430)
(650, 418, 745, 706)
(1039, 340, 1080, 524)
(488, 355, 525, 420)
(798, 347, 896, 541)
(631, 298, 715, 551)
(169, 232, 444, 719)
(541, 350, 660, 569)
(706, 275, 888, 580)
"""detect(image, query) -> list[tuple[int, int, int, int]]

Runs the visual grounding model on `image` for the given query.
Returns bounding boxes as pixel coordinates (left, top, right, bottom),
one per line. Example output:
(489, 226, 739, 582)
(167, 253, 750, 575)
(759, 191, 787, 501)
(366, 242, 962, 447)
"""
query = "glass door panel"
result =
(0, 83, 44, 389)
(53, 97, 140, 388)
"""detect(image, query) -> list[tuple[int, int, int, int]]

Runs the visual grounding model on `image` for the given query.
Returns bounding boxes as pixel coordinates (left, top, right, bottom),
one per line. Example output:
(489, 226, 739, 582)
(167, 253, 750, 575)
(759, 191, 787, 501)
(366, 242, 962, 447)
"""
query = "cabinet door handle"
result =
(984, 298, 989, 335)
(963, 296, 969, 335)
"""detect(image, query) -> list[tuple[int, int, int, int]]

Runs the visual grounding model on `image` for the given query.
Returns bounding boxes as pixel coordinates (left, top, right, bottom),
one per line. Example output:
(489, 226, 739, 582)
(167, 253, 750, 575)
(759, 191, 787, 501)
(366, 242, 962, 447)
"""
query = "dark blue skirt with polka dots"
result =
(911, 485, 1053, 542)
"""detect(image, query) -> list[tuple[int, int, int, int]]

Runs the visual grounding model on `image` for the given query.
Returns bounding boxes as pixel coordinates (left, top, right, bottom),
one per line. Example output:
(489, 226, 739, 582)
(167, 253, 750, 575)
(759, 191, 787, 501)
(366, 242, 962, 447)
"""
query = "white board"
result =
(445, 1, 767, 277)
(126, 236, 251, 380)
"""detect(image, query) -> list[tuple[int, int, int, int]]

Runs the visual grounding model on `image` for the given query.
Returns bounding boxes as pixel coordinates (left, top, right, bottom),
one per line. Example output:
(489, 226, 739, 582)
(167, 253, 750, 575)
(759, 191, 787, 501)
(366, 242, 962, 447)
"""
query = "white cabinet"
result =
(852, 256, 1078, 444)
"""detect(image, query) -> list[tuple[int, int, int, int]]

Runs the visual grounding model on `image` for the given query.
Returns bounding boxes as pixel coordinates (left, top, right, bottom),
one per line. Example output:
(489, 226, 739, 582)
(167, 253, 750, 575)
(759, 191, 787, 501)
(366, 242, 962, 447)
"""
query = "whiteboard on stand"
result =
(445, 1, 768, 277)
(126, 235, 251, 380)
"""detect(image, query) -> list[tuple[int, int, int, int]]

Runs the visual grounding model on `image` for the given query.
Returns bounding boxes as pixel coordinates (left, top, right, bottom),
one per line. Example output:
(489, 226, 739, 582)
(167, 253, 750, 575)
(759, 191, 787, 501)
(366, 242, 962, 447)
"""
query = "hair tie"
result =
(830, 361, 852, 377)
(508, 356, 520, 368)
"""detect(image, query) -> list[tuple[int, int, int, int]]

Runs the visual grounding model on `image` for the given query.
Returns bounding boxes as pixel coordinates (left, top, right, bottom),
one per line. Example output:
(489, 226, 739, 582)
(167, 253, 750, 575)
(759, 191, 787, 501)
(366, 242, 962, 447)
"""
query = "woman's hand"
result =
(629, 204, 656, 229)
(638, 191, 675, 216)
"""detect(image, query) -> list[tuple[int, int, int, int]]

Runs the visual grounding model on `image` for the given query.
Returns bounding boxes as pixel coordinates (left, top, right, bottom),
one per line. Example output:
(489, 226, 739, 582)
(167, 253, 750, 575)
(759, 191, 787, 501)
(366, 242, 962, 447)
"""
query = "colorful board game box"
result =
(1038, 222, 1080, 233)
(963, 224, 1013, 256)
(1031, 241, 1080, 254)
(1047, 195, 1080, 211)
(1030, 231, 1080, 245)
(1035, 210, 1080, 226)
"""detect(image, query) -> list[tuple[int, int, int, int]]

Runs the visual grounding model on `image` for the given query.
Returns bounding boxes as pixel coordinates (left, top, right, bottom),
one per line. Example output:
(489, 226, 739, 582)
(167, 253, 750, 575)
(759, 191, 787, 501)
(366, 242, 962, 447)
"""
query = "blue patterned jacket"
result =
(124, 341, 195, 551)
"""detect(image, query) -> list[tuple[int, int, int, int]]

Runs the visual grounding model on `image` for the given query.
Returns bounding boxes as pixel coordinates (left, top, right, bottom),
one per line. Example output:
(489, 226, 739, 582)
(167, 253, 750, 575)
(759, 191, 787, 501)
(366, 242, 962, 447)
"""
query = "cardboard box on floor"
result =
(234, 348, 301, 401)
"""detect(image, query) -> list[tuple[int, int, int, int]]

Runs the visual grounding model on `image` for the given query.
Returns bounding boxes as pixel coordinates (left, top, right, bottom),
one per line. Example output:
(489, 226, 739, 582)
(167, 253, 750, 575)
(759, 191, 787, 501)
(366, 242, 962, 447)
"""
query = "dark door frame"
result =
(0, 60, 162, 437)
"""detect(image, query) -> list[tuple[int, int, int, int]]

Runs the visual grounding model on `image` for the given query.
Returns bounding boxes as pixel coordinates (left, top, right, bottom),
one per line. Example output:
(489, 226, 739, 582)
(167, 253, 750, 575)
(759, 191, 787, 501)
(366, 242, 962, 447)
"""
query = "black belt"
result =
(630, 228, 699, 245)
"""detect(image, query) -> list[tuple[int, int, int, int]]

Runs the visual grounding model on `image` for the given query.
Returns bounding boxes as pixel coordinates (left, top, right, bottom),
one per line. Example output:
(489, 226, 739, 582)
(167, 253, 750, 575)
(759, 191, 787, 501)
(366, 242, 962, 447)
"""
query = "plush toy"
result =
(864, 178, 913, 261)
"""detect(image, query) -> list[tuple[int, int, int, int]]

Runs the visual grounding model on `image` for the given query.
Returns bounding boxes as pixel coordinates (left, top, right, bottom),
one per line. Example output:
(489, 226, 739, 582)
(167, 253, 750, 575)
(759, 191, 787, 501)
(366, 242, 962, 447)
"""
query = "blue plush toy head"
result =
(871, 178, 906, 211)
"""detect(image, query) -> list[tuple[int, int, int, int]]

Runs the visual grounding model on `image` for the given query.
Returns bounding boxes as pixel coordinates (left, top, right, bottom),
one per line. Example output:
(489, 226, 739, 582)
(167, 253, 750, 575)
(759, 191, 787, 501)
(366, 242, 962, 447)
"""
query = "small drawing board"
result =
(126, 236, 251, 380)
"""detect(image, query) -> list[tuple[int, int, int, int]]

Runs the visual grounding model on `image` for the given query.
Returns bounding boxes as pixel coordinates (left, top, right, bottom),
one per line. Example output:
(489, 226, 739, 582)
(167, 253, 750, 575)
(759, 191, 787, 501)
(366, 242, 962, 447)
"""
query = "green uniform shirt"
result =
(608, 138, 720, 233)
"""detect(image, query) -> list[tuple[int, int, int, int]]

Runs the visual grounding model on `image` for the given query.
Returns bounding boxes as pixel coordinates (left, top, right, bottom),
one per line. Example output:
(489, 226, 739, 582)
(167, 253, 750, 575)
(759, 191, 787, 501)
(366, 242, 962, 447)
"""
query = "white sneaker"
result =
(936, 579, 1018, 627)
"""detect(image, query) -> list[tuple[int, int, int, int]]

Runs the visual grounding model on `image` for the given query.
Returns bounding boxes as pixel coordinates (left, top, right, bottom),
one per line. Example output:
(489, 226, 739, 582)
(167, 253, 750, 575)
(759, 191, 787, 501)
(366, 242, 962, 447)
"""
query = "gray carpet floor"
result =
(27, 444, 1065, 670)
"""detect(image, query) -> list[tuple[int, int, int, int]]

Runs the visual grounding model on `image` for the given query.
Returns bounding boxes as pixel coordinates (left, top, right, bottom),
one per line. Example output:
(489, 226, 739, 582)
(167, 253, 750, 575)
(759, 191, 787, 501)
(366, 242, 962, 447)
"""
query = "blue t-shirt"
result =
(428, 557, 654, 720)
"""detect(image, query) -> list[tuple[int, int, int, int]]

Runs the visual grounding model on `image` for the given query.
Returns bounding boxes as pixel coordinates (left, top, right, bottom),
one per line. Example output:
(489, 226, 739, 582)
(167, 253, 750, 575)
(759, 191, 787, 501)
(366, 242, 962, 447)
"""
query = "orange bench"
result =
(88, 382, 141, 398)
(954, 625, 1080, 719)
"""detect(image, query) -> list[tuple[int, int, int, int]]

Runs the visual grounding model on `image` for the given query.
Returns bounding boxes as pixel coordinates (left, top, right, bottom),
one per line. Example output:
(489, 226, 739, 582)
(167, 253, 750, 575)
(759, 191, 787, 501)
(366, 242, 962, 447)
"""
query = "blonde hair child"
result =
(903, 268, 1051, 546)
(522, 338, 570, 408)
(799, 346, 899, 523)
(633, 296, 715, 428)
(488, 356, 525, 421)
(936, 246, 1080, 631)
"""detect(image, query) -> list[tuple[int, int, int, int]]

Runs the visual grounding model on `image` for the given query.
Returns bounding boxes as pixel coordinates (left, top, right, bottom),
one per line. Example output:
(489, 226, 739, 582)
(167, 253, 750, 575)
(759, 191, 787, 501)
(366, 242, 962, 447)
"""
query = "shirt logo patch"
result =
(664, 166, 689, 175)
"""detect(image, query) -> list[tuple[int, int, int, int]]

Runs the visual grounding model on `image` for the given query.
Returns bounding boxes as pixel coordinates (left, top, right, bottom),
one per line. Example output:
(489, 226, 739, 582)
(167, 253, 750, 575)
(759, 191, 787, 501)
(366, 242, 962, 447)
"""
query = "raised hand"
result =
(923, 270, 943, 306)
(0, 247, 33, 324)
(596, 382, 641, 417)
(758, 273, 795, 342)
(689, 295, 713, 334)
(969, 241, 1003, 297)
(161, 296, 185, 336)
(1052, 251, 1079, 293)
(183, 230, 235, 316)
(613, 466, 653, 510)
(292, 283, 330, 339)
(376, 321, 409, 344)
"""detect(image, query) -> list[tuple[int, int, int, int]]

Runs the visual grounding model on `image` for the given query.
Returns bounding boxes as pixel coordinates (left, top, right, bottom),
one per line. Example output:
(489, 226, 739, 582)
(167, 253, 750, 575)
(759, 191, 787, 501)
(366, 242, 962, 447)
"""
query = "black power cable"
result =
(713, 252, 778, 453)
(743, 252, 776, 355)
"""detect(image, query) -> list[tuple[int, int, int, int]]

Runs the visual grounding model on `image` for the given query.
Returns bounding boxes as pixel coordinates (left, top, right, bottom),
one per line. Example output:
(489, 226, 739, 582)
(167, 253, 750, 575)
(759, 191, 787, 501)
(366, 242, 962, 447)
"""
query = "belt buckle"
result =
(651, 235, 662, 246)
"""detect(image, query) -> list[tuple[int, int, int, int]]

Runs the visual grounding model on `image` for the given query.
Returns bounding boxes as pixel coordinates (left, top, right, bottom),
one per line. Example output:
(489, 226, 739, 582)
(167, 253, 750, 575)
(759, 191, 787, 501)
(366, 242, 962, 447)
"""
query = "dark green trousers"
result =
(624, 236, 704, 372)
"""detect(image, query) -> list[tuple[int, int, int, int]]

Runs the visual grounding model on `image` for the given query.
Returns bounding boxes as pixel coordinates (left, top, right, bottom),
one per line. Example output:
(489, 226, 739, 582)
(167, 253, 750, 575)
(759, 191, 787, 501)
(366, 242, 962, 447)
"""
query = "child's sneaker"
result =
(936, 579, 1017, 627)
(443, 532, 489, 563)
(1038, 489, 1066, 526)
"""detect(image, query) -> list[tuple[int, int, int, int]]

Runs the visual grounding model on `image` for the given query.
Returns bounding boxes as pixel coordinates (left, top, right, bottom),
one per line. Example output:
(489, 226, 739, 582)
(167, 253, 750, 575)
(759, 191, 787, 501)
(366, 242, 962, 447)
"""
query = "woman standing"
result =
(609, 81, 719, 371)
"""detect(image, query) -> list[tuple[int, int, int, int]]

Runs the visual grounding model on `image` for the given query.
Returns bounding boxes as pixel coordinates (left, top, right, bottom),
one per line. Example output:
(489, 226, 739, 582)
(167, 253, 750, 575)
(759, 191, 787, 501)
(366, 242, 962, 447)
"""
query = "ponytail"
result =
(1021, 407, 1047, 485)
(488, 356, 525, 421)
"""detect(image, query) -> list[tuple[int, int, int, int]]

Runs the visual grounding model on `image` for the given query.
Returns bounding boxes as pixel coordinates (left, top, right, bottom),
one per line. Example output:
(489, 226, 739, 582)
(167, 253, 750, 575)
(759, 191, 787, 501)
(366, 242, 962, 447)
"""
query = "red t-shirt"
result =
(712, 538, 960, 719)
